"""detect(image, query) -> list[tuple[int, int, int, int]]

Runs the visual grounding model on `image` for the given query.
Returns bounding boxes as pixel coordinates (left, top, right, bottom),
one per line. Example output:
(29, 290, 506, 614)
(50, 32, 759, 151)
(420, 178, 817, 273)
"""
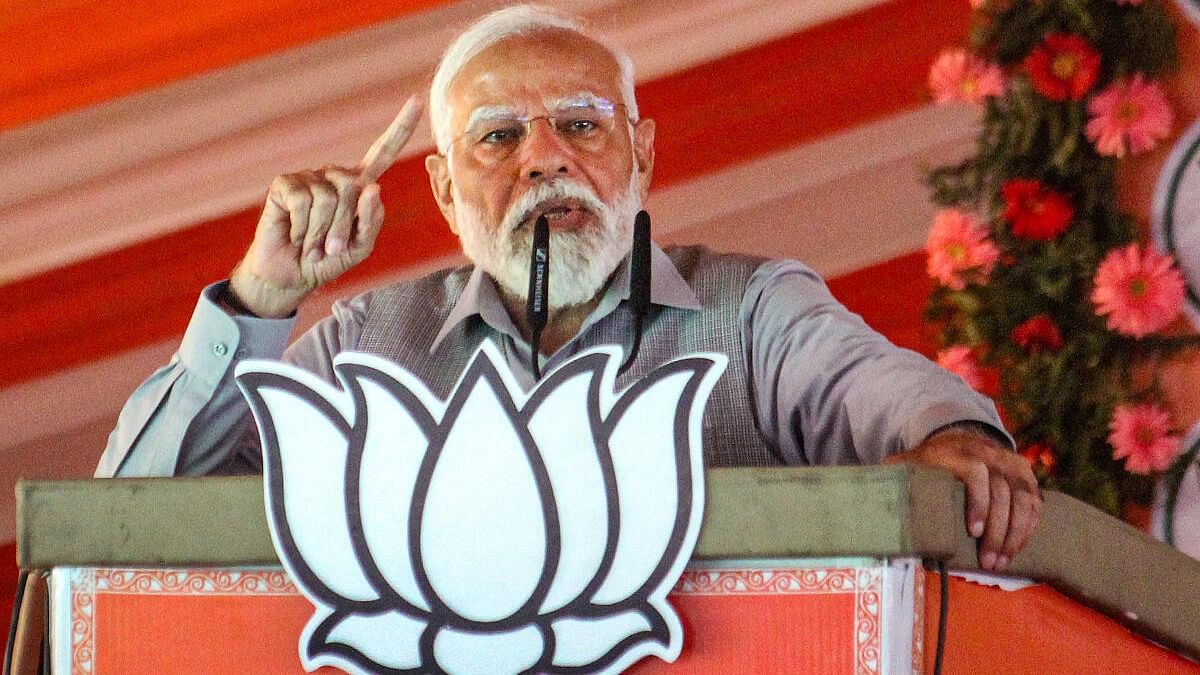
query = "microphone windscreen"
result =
(629, 210, 652, 315)
(527, 214, 550, 330)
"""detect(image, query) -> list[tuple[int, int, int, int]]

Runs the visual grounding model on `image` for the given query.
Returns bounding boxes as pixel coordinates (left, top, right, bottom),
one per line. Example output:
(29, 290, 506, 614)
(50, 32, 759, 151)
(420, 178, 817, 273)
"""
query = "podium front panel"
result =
(48, 559, 923, 675)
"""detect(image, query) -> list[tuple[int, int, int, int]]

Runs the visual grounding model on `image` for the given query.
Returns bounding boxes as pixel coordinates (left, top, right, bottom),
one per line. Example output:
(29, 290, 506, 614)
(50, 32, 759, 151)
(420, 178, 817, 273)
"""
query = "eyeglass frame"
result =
(442, 98, 638, 163)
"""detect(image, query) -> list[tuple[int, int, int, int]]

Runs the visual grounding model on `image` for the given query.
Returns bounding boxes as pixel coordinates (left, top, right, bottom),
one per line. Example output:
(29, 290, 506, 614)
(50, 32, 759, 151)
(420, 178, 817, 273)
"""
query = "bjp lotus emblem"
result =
(235, 344, 725, 674)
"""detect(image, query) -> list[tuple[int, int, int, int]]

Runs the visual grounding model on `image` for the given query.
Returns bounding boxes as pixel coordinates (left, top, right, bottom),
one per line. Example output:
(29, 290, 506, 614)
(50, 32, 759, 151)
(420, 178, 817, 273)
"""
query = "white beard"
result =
(453, 172, 641, 309)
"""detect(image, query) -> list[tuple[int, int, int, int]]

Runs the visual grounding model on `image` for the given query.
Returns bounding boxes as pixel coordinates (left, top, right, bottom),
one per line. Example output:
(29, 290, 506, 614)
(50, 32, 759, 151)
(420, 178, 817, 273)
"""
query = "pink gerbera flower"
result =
(1085, 74, 1173, 157)
(928, 49, 1007, 104)
(926, 209, 999, 290)
(1108, 403, 1180, 474)
(937, 345, 984, 390)
(1091, 244, 1185, 337)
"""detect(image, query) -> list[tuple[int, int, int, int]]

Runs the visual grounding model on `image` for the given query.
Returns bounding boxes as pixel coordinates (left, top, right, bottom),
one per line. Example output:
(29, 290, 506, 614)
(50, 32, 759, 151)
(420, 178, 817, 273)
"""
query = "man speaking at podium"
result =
(96, 5, 1040, 572)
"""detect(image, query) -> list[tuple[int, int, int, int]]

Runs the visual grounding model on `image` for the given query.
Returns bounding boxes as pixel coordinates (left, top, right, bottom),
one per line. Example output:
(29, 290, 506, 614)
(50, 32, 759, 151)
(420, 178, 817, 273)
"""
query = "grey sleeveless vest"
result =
(356, 245, 782, 467)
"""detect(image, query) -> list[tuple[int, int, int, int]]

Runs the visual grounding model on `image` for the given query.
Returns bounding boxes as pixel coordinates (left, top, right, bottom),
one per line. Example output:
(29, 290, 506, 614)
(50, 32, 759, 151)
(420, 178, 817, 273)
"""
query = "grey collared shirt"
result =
(97, 245, 1009, 477)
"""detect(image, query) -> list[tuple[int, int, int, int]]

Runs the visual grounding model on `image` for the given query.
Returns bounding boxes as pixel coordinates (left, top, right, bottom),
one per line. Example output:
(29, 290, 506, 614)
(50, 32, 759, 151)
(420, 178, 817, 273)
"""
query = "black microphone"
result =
(618, 210, 652, 376)
(527, 214, 550, 379)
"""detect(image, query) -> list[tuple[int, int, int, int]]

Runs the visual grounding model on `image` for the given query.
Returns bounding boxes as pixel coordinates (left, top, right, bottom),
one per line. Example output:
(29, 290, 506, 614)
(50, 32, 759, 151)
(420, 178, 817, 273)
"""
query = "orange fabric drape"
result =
(923, 574, 1198, 674)
(0, 0, 453, 130)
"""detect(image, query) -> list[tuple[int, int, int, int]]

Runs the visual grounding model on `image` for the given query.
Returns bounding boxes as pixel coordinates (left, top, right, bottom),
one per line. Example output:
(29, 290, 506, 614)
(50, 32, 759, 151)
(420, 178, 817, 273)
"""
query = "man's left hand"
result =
(883, 428, 1042, 573)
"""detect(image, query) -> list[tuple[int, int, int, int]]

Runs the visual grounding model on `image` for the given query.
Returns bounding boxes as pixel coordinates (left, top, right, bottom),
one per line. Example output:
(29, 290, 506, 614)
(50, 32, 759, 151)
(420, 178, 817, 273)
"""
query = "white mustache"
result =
(502, 180, 607, 232)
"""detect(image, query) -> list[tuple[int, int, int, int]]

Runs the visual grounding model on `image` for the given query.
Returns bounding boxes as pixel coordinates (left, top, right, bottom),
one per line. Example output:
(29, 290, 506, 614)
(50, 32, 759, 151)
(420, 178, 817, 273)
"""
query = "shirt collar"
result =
(430, 242, 701, 354)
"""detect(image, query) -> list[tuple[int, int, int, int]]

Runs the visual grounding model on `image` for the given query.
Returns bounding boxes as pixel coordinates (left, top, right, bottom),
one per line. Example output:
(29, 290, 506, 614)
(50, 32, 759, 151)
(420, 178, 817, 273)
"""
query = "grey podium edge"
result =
(15, 466, 1200, 661)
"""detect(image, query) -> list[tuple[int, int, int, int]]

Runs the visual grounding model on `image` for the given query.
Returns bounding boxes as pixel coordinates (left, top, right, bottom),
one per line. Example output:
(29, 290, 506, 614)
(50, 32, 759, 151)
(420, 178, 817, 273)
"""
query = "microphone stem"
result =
(617, 315, 643, 376)
(531, 326, 543, 379)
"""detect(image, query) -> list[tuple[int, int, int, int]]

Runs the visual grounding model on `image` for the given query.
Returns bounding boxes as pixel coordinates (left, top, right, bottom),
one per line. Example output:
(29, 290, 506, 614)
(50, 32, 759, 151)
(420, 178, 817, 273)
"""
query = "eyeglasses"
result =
(451, 101, 632, 164)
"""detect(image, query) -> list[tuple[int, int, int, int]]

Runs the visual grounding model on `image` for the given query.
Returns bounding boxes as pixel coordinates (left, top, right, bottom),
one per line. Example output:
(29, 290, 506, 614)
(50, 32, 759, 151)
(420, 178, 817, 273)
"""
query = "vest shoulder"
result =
(657, 245, 769, 311)
(362, 264, 474, 305)
(661, 244, 769, 278)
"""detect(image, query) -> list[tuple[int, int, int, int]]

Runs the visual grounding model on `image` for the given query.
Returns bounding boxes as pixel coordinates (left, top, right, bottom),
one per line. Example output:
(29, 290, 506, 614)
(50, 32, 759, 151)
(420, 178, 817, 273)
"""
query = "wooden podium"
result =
(10, 467, 1200, 674)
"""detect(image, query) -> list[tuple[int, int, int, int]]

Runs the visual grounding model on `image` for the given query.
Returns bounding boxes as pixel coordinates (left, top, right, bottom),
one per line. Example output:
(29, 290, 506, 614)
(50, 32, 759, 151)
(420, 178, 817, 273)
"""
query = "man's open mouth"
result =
(521, 198, 595, 231)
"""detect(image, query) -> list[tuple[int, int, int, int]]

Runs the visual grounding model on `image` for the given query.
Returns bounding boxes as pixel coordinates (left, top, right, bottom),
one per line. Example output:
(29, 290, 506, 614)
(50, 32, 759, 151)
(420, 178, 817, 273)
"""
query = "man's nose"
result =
(519, 118, 575, 181)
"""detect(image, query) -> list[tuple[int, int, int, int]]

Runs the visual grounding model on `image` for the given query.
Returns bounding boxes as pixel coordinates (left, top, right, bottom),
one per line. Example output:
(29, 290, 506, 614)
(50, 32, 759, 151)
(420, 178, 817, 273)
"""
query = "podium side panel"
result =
(921, 572, 1200, 674)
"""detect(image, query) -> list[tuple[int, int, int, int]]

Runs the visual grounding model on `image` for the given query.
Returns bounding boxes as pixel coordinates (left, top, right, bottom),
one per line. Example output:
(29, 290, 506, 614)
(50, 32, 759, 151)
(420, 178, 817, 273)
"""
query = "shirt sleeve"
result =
(95, 282, 367, 477)
(741, 259, 1011, 466)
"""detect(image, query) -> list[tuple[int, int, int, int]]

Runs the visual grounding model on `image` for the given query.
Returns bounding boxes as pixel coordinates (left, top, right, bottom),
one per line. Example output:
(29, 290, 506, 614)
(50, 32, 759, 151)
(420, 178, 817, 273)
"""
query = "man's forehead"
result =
(447, 30, 623, 109)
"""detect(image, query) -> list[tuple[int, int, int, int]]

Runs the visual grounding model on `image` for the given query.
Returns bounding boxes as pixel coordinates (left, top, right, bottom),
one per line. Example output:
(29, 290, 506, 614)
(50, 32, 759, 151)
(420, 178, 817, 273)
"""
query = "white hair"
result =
(429, 4, 639, 154)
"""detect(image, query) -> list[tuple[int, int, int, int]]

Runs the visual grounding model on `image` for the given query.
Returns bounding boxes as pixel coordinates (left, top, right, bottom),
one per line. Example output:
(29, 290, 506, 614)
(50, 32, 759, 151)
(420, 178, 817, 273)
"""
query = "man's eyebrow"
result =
(546, 92, 616, 111)
(466, 105, 520, 126)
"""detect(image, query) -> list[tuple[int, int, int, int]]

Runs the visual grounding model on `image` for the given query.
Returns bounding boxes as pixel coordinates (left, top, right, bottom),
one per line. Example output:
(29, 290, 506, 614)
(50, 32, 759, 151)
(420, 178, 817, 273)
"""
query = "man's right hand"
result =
(229, 97, 424, 318)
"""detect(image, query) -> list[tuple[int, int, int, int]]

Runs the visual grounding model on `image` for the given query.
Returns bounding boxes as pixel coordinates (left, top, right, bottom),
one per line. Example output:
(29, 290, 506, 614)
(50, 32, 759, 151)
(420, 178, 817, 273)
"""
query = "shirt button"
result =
(211, 342, 229, 357)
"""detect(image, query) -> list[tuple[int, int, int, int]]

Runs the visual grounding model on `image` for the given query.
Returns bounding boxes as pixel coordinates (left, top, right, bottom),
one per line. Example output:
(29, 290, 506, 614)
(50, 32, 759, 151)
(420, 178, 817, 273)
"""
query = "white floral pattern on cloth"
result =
(67, 566, 891, 675)
(674, 567, 883, 675)
(912, 567, 926, 674)
(68, 568, 299, 674)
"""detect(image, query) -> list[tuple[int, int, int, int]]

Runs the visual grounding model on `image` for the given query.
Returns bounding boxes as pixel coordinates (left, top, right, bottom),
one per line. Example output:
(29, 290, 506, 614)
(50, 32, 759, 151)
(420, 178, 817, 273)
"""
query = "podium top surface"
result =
(18, 466, 958, 566)
(16, 466, 1200, 660)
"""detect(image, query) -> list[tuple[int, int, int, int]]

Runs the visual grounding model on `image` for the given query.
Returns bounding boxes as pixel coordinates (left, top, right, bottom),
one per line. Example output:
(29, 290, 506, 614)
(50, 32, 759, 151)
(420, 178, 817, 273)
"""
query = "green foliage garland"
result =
(925, 0, 1200, 517)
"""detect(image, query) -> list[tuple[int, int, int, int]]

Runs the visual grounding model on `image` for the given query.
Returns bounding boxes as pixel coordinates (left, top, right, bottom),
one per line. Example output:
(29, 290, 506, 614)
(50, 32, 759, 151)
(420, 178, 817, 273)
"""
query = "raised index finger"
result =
(357, 96, 424, 185)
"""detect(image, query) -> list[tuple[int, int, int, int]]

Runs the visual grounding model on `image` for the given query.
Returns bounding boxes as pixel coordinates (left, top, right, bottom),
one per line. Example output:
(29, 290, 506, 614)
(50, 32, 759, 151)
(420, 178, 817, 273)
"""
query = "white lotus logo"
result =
(235, 343, 726, 674)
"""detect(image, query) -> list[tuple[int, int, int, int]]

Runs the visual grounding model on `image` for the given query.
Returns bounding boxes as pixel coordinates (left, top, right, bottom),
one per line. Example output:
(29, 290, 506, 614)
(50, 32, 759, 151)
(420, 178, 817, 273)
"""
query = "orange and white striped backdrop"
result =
(1, 0, 1197, 558)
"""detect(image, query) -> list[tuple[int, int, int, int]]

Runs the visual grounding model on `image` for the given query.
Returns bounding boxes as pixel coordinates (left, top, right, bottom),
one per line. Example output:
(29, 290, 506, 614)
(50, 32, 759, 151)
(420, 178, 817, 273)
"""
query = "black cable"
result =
(934, 560, 949, 675)
(3, 570, 29, 675)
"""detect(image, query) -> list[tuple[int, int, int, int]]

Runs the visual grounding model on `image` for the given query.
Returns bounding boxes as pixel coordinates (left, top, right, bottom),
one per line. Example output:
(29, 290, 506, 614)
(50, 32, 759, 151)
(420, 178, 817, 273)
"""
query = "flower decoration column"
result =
(923, 0, 1200, 517)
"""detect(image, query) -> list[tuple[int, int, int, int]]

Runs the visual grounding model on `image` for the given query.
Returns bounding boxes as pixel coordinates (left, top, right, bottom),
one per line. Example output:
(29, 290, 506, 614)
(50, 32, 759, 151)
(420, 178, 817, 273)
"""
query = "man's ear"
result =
(632, 118, 655, 202)
(425, 153, 458, 235)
